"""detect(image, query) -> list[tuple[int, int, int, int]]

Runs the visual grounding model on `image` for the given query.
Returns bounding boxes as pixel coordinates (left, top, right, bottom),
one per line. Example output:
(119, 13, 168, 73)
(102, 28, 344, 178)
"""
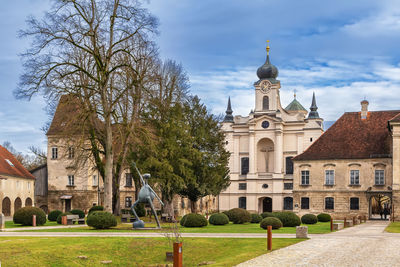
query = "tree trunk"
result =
(190, 200, 197, 213)
(112, 175, 120, 215)
(104, 117, 114, 213)
(162, 197, 174, 218)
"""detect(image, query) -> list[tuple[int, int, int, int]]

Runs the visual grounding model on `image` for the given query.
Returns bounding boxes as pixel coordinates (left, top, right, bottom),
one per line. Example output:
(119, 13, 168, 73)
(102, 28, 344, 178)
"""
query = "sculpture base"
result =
(133, 220, 145, 229)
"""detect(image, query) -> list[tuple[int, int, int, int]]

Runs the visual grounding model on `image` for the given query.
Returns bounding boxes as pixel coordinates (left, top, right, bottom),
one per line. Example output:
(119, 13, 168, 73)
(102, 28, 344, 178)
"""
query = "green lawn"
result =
(20, 221, 332, 234)
(5, 220, 59, 228)
(0, 237, 304, 266)
(385, 222, 400, 233)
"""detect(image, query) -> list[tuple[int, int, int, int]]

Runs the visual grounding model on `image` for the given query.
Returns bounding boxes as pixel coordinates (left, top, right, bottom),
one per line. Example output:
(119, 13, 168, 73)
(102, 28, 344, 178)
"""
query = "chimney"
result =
(361, 100, 369, 119)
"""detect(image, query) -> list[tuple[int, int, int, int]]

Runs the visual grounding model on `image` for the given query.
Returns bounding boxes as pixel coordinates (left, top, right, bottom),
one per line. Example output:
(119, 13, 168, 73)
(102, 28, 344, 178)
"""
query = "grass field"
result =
(5, 220, 59, 228)
(20, 221, 332, 234)
(385, 222, 400, 233)
(0, 237, 304, 266)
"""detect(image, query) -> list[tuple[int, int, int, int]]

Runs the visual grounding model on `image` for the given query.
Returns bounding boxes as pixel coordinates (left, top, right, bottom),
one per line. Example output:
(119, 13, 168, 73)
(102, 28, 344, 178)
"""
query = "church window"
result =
(325, 197, 334, 210)
(301, 170, 309, 185)
(263, 96, 269, 110)
(125, 173, 133, 187)
(238, 197, 246, 209)
(350, 170, 359, 185)
(285, 157, 294, 174)
(239, 183, 247, 190)
(350, 197, 359, 210)
(301, 197, 310, 209)
(241, 157, 249, 175)
(325, 170, 335, 185)
(375, 170, 384, 185)
(283, 197, 293, 210)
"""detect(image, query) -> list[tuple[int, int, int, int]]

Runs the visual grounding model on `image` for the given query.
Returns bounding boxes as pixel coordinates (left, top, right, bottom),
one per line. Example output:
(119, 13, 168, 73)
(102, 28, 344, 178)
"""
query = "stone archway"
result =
(257, 138, 274, 173)
(25, 198, 32, 207)
(14, 197, 22, 212)
(368, 193, 392, 220)
(2, 197, 11, 216)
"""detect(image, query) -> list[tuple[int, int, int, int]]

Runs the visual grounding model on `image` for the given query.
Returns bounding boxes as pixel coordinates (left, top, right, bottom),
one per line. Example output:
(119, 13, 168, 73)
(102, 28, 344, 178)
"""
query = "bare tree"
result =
(15, 0, 158, 212)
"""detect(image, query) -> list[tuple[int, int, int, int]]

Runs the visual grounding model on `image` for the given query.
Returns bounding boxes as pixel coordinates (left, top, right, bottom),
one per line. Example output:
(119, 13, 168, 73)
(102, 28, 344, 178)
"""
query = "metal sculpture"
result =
(130, 163, 164, 229)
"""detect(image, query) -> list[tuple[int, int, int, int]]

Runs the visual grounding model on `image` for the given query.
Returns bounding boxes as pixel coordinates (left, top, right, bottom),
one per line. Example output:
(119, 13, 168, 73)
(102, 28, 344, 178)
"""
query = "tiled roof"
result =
(294, 110, 400, 161)
(389, 113, 400, 123)
(0, 146, 35, 179)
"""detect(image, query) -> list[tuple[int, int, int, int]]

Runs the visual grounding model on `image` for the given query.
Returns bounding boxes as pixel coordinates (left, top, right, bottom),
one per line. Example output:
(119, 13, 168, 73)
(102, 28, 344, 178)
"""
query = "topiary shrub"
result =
(48, 210, 62, 222)
(134, 204, 146, 217)
(222, 210, 233, 221)
(13, 207, 47, 226)
(317, 213, 331, 222)
(209, 213, 229, 225)
(251, 213, 263, 223)
(301, 214, 318, 224)
(261, 212, 274, 218)
(260, 217, 283, 230)
(86, 211, 117, 229)
(180, 213, 208, 227)
(273, 211, 301, 227)
(88, 205, 104, 214)
(57, 212, 72, 224)
(70, 209, 85, 219)
(227, 208, 251, 224)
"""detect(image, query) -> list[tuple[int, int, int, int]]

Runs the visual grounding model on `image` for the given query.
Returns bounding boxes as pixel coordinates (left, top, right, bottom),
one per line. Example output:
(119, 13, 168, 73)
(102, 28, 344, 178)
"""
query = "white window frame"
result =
(325, 170, 335, 185)
(301, 170, 310, 185)
(68, 175, 74, 186)
(350, 170, 360, 185)
(375, 170, 385, 185)
(51, 147, 58, 159)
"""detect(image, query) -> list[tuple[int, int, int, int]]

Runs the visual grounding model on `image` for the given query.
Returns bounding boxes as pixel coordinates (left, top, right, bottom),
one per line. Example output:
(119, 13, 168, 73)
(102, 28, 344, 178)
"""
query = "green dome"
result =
(285, 99, 307, 111)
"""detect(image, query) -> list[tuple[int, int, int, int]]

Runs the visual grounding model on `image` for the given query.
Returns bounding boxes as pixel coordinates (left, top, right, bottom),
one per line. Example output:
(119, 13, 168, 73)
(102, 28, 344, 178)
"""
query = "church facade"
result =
(219, 45, 324, 213)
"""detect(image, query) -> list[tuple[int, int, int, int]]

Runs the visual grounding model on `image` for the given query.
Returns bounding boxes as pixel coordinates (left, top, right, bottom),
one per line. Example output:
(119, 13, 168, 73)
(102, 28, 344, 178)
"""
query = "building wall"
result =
(293, 158, 392, 218)
(0, 175, 34, 216)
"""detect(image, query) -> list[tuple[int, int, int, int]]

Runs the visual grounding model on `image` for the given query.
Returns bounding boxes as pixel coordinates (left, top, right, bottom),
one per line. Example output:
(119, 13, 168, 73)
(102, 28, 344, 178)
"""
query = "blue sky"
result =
(2, 0, 400, 153)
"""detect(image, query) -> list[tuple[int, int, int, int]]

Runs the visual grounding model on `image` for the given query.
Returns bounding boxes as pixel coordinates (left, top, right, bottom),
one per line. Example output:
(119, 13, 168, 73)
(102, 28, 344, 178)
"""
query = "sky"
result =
(2, 0, 400, 153)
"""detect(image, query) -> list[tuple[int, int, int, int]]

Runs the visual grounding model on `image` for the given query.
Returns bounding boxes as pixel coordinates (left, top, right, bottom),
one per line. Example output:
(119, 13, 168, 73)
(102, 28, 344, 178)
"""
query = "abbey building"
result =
(219, 45, 324, 213)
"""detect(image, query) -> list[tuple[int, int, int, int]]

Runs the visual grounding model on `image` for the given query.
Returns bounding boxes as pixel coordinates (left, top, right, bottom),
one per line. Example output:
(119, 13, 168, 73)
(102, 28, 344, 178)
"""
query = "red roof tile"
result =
(294, 110, 400, 161)
(389, 113, 400, 123)
(0, 146, 35, 179)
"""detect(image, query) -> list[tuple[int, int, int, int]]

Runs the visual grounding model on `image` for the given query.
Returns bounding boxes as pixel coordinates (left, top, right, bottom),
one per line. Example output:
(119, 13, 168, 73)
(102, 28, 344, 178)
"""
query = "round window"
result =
(261, 121, 270, 129)
(262, 184, 268, 189)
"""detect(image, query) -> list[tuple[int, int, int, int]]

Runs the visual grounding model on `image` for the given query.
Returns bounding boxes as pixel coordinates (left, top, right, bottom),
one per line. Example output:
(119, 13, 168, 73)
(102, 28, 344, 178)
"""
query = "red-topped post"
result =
(330, 217, 333, 232)
(32, 215, 36, 227)
(267, 225, 272, 250)
(173, 242, 183, 267)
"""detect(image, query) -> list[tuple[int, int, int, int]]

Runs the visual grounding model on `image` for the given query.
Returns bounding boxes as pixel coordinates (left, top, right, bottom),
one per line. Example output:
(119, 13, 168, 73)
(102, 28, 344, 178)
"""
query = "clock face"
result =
(261, 121, 270, 129)
(261, 82, 270, 93)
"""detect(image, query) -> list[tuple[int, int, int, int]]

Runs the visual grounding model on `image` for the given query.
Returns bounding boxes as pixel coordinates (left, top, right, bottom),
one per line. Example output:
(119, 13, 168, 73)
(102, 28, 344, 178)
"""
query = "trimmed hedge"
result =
(301, 214, 318, 224)
(317, 213, 331, 222)
(180, 213, 208, 227)
(261, 212, 274, 219)
(228, 208, 251, 224)
(70, 209, 85, 219)
(57, 212, 72, 224)
(209, 213, 229, 225)
(273, 212, 301, 227)
(86, 211, 117, 229)
(13, 207, 46, 226)
(250, 213, 263, 223)
(48, 210, 62, 222)
(260, 217, 283, 230)
(222, 210, 233, 221)
(88, 205, 104, 214)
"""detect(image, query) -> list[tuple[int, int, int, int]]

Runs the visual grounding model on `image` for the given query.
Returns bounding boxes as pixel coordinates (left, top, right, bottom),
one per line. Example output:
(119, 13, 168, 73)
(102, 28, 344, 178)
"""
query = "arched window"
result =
(25, 197, 32, 207)
(283, 197, 293, 210)
(263, 96, 269, 110)
(14, 197, 22, 212)
(239, 197, 247, 209)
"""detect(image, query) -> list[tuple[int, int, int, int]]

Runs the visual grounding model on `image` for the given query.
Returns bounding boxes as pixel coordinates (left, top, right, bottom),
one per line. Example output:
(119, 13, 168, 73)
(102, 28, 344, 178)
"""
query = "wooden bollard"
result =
(267, 225, 272, 251)
(344, 218, 347, 228)
(173, 242, 183, 267)
(62, 215, 67, 225)
(353, 216, 356, 225)
(32, 215, 36, 227)
(330, 217, 333, 232)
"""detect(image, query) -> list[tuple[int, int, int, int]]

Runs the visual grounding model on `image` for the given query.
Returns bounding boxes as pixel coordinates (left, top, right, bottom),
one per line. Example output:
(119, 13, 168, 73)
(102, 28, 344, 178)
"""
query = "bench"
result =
(333, 223, 344, 230)
(161, 213, 173, 222)
(121, 214, 130, 223)
(66, 214, 85, 225)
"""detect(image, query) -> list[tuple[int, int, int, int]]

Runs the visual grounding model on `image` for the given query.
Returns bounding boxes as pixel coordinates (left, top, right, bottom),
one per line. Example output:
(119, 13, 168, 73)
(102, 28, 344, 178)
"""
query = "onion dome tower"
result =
(256, 40, 279, 80)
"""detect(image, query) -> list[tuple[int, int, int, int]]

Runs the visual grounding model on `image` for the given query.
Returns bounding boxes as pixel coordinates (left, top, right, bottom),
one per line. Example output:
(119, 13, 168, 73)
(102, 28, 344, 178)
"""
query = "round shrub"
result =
(180, 213, 208, 227)
(301, 214, 318, 224)
(88, 205, 104, 214)
(134, 203, 146, 217)
(209, 213, 229, 225)
(251, 213, 263, 223)
(48, 210, 62, 222)
(260, 217, 283, 230)
(86, 211, 117, 229)
(273, 211, 301, 227)
(222, 210, 233, 221)
(13, 207, 46, 226)
(57, 212, 72, 224)
(228, 208, 251, 224)
(317, 213, 331, 222)
(70, 209, 85, 219)
(261, 212, 274, 219)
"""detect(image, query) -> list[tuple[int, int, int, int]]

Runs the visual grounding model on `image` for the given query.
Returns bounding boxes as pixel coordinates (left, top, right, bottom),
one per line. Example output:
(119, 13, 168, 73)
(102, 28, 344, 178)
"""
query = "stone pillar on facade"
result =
(274, 130, 283, 174)
(391, 123, 400, 221)
(249, 132, 256, 175)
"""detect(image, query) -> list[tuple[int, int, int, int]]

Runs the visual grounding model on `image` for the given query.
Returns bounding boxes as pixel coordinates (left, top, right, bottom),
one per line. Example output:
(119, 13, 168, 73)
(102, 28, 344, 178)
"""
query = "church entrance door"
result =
(263, 197, 272, 213)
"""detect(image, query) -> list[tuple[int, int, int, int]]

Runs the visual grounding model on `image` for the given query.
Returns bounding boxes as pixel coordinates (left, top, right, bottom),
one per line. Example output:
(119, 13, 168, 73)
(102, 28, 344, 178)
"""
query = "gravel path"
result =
(236, 221, 397, 267)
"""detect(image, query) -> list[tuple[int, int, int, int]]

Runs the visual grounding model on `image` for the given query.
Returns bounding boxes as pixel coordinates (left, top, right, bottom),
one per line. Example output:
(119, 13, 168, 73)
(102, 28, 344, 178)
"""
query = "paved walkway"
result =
(237, 221, 398, 267)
